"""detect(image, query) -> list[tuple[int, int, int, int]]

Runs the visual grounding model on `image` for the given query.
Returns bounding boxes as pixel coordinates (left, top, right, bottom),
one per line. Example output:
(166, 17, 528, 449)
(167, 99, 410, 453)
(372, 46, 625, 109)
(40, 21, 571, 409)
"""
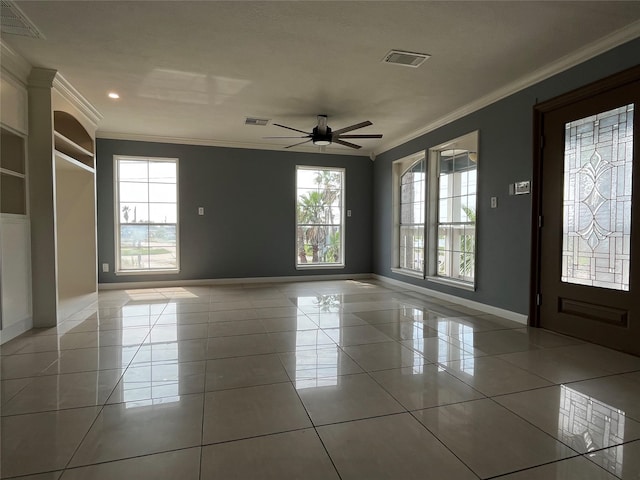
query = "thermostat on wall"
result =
(509, 181, 531, 195)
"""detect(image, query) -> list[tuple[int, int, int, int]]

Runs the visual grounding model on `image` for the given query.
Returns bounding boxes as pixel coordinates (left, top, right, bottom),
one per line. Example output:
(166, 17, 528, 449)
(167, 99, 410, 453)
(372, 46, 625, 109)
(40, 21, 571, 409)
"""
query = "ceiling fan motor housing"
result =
(312, 125, 332, 145)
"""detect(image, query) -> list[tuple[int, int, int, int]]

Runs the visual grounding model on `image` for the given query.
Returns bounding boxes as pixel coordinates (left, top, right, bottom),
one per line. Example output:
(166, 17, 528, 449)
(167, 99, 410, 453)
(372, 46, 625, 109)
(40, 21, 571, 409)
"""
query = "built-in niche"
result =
(53, 111, 98, 317)
(1, 127, 27, 215)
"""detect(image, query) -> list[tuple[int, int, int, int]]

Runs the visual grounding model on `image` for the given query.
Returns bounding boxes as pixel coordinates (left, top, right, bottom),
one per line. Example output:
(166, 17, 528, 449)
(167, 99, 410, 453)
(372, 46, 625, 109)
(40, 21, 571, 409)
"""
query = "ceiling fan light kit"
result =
(267, 114, 383, 150)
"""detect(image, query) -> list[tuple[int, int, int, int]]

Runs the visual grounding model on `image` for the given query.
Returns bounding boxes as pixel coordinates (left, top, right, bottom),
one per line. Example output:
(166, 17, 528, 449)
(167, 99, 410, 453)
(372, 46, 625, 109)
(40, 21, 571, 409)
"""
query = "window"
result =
(115, 156, 179, 274)
(392, 132, 478, 288)
(398, 155, 426, 274)
(430, 132, 478, 286)
(296, 166, 344, 268)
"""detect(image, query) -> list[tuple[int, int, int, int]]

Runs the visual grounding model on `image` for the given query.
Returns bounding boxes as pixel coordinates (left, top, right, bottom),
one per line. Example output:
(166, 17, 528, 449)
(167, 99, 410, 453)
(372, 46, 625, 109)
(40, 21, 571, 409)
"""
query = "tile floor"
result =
(2, 279, 640, 479)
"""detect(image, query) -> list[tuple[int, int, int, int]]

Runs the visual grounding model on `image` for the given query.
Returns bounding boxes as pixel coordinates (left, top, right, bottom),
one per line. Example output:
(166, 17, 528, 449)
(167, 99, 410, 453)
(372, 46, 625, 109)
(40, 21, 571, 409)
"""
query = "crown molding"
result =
(376, 19, 640, 156)
(52, 73, 103, 127)
(27, 66, 57, 88)
(0, 40, 31, 83)
(96, 131, 371, 157)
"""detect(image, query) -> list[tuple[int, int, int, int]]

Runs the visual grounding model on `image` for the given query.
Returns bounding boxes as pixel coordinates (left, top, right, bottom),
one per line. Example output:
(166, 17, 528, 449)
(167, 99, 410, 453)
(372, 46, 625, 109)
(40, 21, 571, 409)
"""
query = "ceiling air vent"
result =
(383, 50, 430, 68)
(245, 117, 270, 126)
(1, 0, 43, 38)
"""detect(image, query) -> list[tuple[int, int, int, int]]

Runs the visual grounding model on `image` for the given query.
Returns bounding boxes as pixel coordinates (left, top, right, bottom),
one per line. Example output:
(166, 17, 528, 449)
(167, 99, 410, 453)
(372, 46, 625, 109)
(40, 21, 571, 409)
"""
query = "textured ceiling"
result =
(3, 1, 640, 156)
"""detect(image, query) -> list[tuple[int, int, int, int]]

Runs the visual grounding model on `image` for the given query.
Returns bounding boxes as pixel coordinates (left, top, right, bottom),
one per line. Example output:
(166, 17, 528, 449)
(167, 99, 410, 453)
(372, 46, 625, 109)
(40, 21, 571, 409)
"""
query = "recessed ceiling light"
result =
(108, 92, 120, 99)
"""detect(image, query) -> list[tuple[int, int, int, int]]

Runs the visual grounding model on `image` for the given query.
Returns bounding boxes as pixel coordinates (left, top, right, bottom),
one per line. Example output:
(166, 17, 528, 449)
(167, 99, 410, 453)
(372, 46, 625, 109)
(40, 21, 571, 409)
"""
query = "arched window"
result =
(398, 156, 426, 273)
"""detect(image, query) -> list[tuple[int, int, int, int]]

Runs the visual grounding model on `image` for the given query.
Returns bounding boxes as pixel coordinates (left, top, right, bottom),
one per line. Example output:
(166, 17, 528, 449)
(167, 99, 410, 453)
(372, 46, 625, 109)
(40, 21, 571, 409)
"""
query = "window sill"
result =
(115, 269, 180, 276)
(426, 275, 475, 291)
(391, 267, 425, 279)
(296, 264, 345, 270)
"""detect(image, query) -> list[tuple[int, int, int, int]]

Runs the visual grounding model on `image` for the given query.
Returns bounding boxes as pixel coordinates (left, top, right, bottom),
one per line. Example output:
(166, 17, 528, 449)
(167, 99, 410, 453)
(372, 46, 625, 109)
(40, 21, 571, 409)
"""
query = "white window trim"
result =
(113, 155, 180, 275)
(427, 131, 478, 289)
(426, 275, 476, 291)
(392, 152, 426, 277)
(295, 165, 346, 269)
(391, 267, 425, 279)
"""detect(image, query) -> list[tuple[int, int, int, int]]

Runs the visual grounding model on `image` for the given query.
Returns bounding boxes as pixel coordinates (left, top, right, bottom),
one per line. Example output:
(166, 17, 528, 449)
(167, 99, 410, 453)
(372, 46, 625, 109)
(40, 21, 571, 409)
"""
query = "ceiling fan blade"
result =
(337, 134, 383, 139)
(331, 120, 373, 136)
(273, 123, 311, 135)
(317, 115, 328, 135)
(284, 139, 313, 149)
(263, 136, 310, 139)
(333, 138, 362, 150)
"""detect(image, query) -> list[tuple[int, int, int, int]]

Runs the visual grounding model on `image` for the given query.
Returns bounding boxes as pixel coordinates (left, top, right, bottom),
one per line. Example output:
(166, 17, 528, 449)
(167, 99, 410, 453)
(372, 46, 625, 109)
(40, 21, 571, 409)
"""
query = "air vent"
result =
(383, 50, 430, 68)
(1, 0, 43, 38)
(245, 117, 270, 126)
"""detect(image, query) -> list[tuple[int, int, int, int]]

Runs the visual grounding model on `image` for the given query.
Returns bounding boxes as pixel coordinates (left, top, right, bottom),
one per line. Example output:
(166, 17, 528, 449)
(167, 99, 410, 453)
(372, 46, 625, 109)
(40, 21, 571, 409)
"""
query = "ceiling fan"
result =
(265, 115, 382, 149)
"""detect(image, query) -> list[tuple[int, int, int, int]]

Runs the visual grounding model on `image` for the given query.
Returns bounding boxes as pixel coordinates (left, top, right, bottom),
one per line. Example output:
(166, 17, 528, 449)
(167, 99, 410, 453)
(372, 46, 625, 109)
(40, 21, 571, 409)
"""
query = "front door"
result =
(536, 68, 640, 356)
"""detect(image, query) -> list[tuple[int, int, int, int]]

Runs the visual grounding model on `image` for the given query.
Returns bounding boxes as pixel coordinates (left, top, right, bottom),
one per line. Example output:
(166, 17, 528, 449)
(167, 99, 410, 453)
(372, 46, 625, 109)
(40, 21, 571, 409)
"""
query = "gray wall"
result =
(372, 38, 640, 315)
(97, 140, 372, 283)
(96, 37, 639, 311)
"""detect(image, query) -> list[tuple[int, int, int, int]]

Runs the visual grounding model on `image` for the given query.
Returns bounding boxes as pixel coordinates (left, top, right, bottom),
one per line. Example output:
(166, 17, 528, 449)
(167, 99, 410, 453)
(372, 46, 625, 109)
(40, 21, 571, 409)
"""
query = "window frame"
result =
(392, 152, 427, 277)
(391, 132, 478, 290)
(113, 155, 180, 275)
(295, 165, 346, 269)
(427, 131, 478, 290)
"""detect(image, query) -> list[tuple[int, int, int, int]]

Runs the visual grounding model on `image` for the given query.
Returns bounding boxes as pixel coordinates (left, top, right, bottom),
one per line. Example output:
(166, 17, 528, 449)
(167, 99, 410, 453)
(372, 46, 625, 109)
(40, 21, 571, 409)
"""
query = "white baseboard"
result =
(373, 274, 529, 325)
(99, 273, 372, 290)
(0, 315, 33, 345)
(58, 291, 99, 321)
(99, 273, 527, 325)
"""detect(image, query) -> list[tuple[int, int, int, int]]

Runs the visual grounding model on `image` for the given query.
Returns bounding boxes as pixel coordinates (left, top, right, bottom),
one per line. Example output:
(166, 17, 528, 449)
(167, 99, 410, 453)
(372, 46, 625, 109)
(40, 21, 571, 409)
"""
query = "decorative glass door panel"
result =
(536, 68, 639, 356)
(562, 104, 634, 291)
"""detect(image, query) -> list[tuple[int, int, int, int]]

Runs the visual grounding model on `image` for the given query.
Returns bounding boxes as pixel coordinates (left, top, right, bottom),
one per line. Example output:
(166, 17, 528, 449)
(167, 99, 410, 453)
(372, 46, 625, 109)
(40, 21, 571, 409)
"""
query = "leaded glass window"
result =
(562, 104, 634, 291)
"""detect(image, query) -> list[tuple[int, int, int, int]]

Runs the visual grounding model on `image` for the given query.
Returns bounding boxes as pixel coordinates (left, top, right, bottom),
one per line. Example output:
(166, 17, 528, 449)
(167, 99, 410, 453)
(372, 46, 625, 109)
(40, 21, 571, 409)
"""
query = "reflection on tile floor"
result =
(2, 279, 640, 479)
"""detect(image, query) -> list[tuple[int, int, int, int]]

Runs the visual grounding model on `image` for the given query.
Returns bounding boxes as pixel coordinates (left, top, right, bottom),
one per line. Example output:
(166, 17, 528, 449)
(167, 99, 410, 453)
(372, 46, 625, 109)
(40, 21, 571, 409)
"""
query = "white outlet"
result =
(102, 263, 109, 273)
(347, 210, 352, 217)
(490, 197, 498, 209)
(198, 207, 205, 215)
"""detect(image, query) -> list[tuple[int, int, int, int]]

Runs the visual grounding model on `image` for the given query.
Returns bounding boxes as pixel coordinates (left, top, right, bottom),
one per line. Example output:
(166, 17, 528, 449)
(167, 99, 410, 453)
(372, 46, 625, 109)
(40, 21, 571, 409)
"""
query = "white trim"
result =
(98, 273, 372, 290)
(113, 155, 180, 275)
(52, 73, 103, 127)
(115, 269, 180, 276)
(295, 165, 346, 268)
(390, 267, 424, 279)
(0, 39, 31, 83)
(0, 168, 25, 179)
(428, 131, 478, 283)
(376, 20, 640, 156)
(55, 151, 94, 174)
(28, 67, 57, 89)
(392, 152, 427, 273)
(296, 264, 346, 270)
(373, 274, 528, 325)
(97, 271, 528, 325)
(1, 69, 29, 135)
(0, 314, 33, 345)
(426, 275, 475, 292)
(0, 212, 29, 220)
(97, 131, 371, 157)
(57, 292, 98, 321)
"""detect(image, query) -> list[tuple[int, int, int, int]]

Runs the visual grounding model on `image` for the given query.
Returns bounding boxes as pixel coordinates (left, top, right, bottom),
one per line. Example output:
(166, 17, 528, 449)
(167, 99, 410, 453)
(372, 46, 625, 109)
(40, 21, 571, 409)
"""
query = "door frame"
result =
(530, 64, 640, 327)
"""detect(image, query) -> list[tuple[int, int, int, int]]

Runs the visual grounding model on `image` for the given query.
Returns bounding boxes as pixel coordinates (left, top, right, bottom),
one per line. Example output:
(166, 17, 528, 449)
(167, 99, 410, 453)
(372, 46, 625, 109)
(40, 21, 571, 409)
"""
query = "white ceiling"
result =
(3, 1, 640, 156)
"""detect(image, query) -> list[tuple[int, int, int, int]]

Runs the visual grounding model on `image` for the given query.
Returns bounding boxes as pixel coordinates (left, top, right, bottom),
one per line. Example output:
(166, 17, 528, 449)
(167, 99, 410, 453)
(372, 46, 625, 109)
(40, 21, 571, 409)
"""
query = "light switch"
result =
(490, 197, 498, 209)
(347, 210, 352, 217)
(198, 207, 205, 216)
(102, 263, 109, 272)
